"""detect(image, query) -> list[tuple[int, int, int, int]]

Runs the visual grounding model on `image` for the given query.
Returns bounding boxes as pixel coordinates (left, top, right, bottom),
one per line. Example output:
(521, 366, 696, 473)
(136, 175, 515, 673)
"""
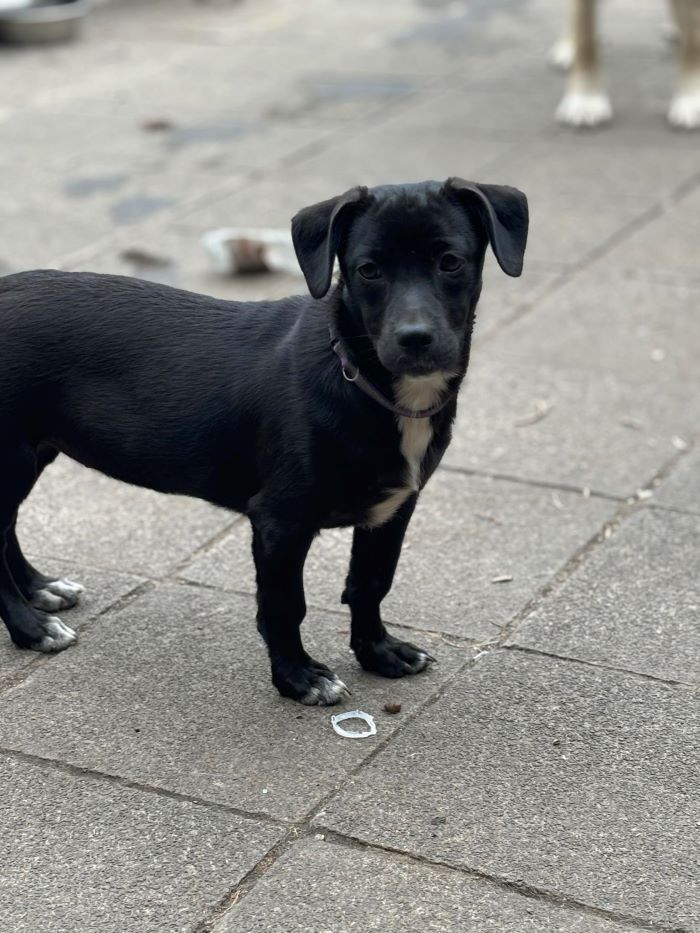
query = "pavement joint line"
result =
(191, 828, 301, 933)
(499, 438, 697, 647)
(503, 644, 699, 693)
(438, 462, 626, 502)
(191, 645, 486, 931)
(649, 501, 700, 519)
(477, 166, 700, 348)
(167, 513, 247, 578)
(313, 831, 676, 933)
(0, 745, 292, 831)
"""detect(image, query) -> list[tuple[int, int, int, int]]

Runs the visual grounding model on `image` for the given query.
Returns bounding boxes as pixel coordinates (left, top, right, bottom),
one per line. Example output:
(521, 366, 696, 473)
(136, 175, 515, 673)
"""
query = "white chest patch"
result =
(366, 373, 449, 528)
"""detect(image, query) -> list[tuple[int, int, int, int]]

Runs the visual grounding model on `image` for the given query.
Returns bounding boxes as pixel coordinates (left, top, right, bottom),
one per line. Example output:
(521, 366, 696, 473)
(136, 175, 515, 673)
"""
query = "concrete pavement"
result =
(0, 0, 698, 930)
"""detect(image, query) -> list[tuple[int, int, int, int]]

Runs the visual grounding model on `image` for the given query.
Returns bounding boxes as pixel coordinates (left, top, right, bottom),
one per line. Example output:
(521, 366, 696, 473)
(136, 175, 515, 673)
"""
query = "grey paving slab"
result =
(18, 455, 233, 578)
(509, 508, 700, 684)
(173, 129, 514, 238)
(0, 754, 283, 933)
(445, 271, 700, 496)
(180, 470, 614, 641)
(603, 188, 700, 286)
(0, 561, 143, 686)
(316, 651, 700, 930)
(654, 446, 700, 514)
(483, 137, 700, 202)
(216, 837, 637, 933)
(473, 254, 560, 344)
(0, 584, 464, 821)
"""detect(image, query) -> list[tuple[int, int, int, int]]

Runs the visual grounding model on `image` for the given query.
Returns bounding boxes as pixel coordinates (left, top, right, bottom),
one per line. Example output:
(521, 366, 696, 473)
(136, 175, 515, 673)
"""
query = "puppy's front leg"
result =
(669, 0, 700, 129)
(344, 496, 436, 678)
(250, 504, 349, 705)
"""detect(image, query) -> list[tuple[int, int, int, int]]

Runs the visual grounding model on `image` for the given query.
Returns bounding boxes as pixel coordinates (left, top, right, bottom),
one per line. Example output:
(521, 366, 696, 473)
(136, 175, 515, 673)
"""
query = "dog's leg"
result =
(344, 497, 436, 678)
(250, 505, 350, 705)
(0, 444, 77, 652)
(549, 6, 575, 72)
(556, 0, 613, 127)
(5, 525, 84, 612)
(669, 0, 700, 128)
(5, 445, 84, 612)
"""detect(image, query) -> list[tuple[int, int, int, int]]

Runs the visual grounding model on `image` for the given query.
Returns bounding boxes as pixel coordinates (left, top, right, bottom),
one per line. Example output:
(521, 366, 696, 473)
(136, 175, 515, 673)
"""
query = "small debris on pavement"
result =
(141, 117, 174, 132)
(202, 227, 302, 276)
(672, 435, 689, 451)
(603, 525, 613, 539)
(581, 486, 591, 498)
(551, 491, 565, 510)
(636, 488, 654, 501)
(120, 247, 172, 268)
(491, 574, 513, 584)
(650, 348, 666, 362)
(619, 416, 642, 430)
(474, 511, 502, 525)
(513, 399, 553, 427)
(331, 709, 377, 739)
(383, 701, 402, 714)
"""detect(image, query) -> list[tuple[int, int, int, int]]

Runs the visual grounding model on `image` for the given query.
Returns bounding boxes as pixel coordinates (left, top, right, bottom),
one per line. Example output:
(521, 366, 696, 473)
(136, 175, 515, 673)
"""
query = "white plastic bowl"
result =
(0, 0, 89, 44)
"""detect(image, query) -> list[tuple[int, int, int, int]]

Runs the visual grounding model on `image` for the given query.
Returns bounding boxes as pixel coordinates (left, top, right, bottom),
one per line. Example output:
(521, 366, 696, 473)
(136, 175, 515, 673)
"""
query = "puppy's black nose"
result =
(396, 324, 434, 351)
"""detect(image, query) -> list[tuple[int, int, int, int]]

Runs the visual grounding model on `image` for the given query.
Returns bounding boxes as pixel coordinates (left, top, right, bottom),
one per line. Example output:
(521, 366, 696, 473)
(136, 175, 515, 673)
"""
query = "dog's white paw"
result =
(301, 673, 350, 706)
(549, 37, 574, 71)
(556, 89, 613, 127)
(32, 578, 84, 611)
(668, 89, 700, 130)
(34, 617, 78, 653)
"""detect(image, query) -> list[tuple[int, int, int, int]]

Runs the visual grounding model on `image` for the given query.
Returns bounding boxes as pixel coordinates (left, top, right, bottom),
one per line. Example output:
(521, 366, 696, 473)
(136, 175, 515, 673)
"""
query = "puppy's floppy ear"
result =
(291, 186, 370, 298)
(444, 178, 529, 277)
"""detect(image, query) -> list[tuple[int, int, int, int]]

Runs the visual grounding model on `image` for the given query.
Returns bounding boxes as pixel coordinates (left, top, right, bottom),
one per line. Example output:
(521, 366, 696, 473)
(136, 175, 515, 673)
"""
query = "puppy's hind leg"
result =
(556, 0, 613, 127)
(0, 443, 77, 653)
(668, 0, 700, 129)
(6, 445, 84, 612)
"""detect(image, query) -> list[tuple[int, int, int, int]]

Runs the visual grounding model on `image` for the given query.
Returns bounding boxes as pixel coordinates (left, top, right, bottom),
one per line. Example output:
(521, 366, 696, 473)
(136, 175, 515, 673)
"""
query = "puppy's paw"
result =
(273, 658, 351, 706)
(668, 88, 700, 130)
(548, 37, 574, 71)
(32, 616, 78, 653)
(353, 632, 435, 678)
(556, 89, 613, 127)
(32, 578, 84, 612)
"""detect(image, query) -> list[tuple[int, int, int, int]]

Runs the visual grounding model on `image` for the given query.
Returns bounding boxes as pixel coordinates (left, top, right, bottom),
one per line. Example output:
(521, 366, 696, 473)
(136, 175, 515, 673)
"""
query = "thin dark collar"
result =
(328, 320, 453, 420)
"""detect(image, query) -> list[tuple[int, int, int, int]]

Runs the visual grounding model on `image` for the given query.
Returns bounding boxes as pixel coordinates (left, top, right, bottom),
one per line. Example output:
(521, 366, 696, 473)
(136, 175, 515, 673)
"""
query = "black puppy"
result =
(0, 178, 527, 704)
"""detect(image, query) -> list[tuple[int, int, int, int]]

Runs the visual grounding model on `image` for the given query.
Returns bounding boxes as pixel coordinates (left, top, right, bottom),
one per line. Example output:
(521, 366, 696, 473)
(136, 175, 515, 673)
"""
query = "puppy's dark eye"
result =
(439, 253, 465, 273)
(357, 261, 381, 280)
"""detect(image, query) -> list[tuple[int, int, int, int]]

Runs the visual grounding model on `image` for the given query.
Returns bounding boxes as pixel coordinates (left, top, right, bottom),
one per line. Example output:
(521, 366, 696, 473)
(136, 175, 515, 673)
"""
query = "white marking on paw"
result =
(35, 617, 78, 653)
(556, 90, 613, 127)
(549, 37, 574, 71)
(301, 674, 349, 706)
(668, 88, 700, 129)
(46, 579, 85, 600)
(556, 91, 612, 126)
(367, 373, 450, 528)
(413, 652, 430, 672)
(32, 589, 65, 612)
(33, 578, 85, 611)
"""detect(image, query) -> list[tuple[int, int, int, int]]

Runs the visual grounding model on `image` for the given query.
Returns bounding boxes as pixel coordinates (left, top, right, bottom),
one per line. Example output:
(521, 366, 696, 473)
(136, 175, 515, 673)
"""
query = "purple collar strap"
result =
(328, 324, 453, 420)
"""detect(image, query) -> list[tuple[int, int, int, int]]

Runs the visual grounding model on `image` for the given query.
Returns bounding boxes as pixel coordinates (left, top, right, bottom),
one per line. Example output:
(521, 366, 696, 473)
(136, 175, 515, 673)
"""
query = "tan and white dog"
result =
(552, 0, 700, 129)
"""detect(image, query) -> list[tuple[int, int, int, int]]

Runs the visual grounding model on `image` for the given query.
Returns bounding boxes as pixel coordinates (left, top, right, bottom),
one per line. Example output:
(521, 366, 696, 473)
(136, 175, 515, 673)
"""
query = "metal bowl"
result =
(0, 0, 89, 44)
